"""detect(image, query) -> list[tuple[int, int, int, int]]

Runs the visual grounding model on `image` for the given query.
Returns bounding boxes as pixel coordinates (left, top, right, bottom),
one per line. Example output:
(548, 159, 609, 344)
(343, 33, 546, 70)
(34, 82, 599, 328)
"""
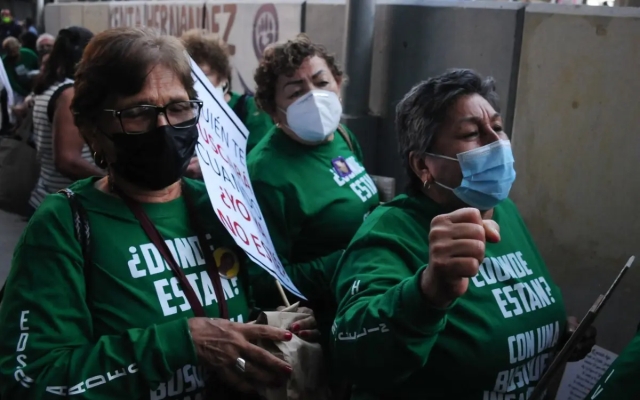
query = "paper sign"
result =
(555, 345, 618, 400)
(189, 57, 306, 300)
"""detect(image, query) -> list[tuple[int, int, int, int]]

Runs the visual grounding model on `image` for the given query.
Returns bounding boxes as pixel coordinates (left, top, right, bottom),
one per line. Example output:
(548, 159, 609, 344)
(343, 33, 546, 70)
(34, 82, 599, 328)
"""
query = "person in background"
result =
(586, 325, 640, 399)
(247, 33, 379, 380)
(24, 17, 37, 35)
(19, 30, 37, 54)
(330, 69, 596, 399)
(36, 32, 54, 58)
(0, 26, 316, 399)
(0, 9, 22, 46)
(2, 37, 38, 104)
(181, 29, 274, 175)
(28, 27, 104, 213)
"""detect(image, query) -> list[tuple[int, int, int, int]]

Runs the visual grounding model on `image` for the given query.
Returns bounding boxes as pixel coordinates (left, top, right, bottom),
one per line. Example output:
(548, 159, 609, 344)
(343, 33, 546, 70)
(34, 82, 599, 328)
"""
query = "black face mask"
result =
(108, 125, 198, 190)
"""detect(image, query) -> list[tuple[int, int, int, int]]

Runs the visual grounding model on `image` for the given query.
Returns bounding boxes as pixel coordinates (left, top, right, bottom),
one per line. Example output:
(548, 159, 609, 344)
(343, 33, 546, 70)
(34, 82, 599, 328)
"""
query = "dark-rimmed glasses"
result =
(103, 100, 203, 135)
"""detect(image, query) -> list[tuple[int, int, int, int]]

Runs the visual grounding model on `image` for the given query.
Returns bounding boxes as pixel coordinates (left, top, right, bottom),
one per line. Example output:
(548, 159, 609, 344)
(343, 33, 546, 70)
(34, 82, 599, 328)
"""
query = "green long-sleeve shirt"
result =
(586, 328, 640, 400)
(0, 177, 251, 399)
(246, 125, 379, 309)
(331, 194, 567, 400)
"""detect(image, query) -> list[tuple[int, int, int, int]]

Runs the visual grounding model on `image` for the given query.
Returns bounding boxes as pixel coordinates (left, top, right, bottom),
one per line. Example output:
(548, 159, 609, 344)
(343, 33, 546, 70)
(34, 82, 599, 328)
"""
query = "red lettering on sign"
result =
(252, 234, 267, 258)
(234, 221, 249, 245)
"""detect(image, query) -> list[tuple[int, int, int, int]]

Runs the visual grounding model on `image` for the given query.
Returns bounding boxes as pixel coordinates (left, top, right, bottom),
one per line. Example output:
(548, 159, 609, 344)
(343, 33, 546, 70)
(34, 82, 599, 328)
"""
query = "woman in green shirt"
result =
(246, 34, 379, 320)
(0, 27, 316, 400)
(587, 326, 640, 400)
(331, 69, 595, 399)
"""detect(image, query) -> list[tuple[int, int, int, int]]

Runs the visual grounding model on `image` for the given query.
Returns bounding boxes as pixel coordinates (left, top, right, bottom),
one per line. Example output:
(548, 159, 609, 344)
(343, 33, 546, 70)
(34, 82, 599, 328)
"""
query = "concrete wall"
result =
(372, 1, 526, 183)
(510, 4, 640, 353)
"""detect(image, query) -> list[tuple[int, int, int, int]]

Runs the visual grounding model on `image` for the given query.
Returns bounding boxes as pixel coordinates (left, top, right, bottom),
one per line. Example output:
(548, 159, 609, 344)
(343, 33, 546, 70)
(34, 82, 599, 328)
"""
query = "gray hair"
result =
(395, 68, 500, 194)
(36, 33, 55, 51)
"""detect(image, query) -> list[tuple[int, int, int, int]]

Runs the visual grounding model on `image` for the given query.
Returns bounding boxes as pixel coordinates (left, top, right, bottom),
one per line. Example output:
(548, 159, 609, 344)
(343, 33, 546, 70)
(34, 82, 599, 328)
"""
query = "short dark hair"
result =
(254, 33, 342, 115)
(395, 69, 500, 194)
(181, 29, 231, 82)
(72, 27, 196, 134)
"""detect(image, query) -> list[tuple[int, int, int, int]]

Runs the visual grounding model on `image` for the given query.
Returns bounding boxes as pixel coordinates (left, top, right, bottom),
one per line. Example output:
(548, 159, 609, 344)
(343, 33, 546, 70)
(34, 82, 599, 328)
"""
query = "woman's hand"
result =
(277, 305, 321, 342)
(563, 316, 597, 362)
(421, 208, 501, 308)
(189, 318, 292, 390)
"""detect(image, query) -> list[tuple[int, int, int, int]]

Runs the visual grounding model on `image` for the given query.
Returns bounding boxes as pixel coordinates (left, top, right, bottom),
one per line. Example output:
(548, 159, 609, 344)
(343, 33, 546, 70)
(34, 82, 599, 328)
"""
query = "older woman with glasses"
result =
(0, 27, 317, 399)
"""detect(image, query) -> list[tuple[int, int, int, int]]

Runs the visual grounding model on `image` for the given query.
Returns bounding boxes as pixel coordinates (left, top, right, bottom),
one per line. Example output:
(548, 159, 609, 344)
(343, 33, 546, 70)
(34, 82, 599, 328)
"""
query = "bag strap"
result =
(336, 124, 354, 152)
(232, 93, 249, 124)
(47, 82, 73, 124)
(182, 182, 229, 319)
(114, 183, 229, 319)
(0, 188, 90, 304)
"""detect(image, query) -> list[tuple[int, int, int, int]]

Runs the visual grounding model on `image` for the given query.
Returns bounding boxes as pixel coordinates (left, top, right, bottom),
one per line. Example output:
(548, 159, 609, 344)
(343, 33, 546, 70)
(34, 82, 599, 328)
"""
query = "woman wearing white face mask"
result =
(247, 34, 379, 363)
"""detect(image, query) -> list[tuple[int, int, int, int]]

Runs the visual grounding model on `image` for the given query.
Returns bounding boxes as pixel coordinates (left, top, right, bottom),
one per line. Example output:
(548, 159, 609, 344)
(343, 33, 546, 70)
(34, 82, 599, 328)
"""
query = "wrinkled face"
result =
(89, 65, 190, 164)
(413, 93, 508, 207)
(37, 37, 54, 55)
(271, 55, 341, 126)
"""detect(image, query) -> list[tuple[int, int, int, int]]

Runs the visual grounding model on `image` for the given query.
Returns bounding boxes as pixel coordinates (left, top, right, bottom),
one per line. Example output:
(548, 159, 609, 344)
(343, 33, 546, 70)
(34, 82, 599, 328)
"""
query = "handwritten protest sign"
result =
(189, 57, 305, 300)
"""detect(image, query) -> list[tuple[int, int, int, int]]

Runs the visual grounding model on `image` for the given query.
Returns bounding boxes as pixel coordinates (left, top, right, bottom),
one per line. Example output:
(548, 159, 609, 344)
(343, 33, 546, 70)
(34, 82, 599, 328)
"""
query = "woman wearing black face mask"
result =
(0, 27, 319, 399)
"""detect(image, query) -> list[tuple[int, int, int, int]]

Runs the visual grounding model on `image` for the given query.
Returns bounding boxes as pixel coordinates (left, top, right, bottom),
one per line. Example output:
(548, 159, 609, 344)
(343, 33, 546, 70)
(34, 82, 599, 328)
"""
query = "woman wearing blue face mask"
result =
(330, 69, 596, 400)
(246, 34, 379, 390)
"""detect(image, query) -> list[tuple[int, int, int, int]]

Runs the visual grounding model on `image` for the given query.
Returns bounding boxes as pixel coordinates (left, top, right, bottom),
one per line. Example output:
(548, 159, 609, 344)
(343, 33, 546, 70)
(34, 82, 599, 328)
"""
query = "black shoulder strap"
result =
(58, 188, 92, 271)
(0, 188, 91, 304)
(232, 94, 250, 124)
(47, 82, 73, 124)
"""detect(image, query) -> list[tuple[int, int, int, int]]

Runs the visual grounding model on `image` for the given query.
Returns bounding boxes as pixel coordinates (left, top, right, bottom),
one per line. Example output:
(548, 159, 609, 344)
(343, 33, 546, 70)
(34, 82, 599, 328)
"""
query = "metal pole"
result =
(342, 0, 376, 117)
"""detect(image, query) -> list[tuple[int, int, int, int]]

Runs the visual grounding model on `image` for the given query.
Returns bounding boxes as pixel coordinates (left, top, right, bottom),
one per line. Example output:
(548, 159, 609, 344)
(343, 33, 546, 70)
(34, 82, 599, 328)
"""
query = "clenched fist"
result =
(421, 208, 501, 308)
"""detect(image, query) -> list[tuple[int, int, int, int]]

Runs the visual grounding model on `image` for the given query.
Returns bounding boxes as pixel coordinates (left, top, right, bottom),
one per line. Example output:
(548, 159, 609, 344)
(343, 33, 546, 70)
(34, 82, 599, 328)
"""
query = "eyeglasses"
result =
(103, 100, 203, 135)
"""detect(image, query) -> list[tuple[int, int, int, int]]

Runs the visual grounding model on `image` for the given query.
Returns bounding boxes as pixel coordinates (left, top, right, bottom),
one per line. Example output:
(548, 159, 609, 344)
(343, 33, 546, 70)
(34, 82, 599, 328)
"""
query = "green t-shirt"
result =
(227, 92, 274, 155)
(586, 329, 640, 400)
(2, 47, 38, 96)
(247, 125, 380, 311)
(0, 177, 251, 399)
(331, 194, 567, 400)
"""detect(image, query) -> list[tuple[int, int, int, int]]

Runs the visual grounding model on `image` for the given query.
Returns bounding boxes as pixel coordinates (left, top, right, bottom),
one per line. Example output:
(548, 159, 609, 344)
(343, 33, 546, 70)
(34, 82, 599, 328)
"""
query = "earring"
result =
(93, 152, 108, 169)
(423, 180, 431, 190)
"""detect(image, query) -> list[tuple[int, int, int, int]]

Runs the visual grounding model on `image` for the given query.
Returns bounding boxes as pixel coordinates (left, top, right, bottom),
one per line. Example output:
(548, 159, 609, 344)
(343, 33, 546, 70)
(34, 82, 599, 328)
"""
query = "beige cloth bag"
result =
(255, 303, 332, 400)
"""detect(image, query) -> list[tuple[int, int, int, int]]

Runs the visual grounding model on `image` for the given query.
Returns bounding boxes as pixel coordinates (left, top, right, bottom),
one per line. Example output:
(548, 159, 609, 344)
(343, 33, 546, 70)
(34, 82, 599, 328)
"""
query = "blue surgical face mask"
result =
(426, 139, 516, 210)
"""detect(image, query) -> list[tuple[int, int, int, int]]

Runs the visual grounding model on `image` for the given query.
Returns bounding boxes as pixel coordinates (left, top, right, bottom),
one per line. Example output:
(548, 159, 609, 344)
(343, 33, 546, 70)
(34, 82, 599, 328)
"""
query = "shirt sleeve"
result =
(0, 196, 198, 399)
(247, 179, 342, 308)
(330, 224, 455, 393)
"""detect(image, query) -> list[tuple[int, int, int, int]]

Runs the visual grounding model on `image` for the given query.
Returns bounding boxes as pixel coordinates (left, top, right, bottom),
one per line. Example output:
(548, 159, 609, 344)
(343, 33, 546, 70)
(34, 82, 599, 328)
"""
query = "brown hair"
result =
(72, 27, 196, 133)
(254, 33, 343, 115)
(181, 29, 231, 82)
(2, 37, 19, 52)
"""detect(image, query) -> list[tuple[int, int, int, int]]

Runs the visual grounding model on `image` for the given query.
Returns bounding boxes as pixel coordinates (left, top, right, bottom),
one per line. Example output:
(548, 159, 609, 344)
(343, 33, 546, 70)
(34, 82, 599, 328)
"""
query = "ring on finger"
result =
(236, 357, 246, 373)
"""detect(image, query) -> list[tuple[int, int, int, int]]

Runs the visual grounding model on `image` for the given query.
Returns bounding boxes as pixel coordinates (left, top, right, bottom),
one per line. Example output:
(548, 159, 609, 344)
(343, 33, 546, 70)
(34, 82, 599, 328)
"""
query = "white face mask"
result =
(281, 90, 342, 143)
